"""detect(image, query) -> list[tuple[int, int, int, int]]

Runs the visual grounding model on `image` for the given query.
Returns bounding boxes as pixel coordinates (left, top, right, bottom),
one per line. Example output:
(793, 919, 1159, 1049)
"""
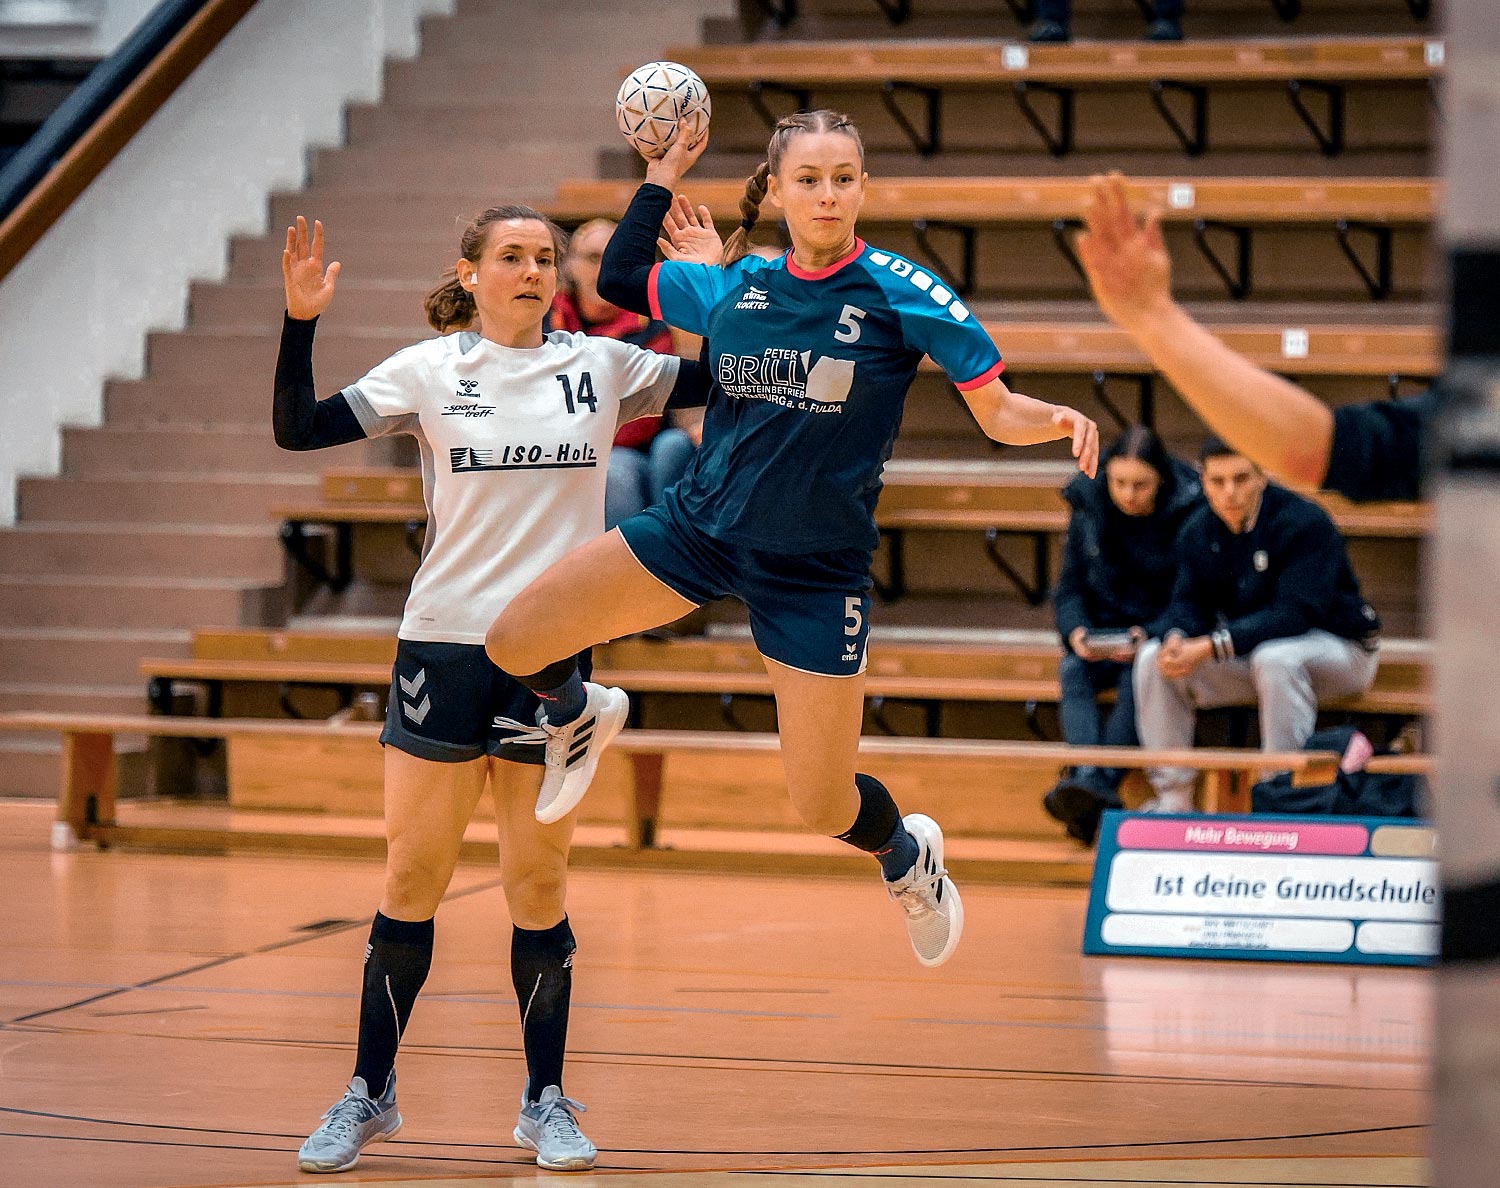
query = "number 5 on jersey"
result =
(556, 371, 597, 414)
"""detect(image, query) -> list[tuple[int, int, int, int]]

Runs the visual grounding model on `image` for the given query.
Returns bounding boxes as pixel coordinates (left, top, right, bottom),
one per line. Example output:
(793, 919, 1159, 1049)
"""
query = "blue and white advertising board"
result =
(1083, 811, 1439, 966)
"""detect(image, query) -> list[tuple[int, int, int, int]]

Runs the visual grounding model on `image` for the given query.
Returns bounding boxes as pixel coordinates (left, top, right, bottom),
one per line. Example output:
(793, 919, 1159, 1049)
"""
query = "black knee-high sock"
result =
(517, 657, 586, 726)
(352, 912, 434, 1095)
(837, 773, 919, 880)
(511, 918, 575, 1098)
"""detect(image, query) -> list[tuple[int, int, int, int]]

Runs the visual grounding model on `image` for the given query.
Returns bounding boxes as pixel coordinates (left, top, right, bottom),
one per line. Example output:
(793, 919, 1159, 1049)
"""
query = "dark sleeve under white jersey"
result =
(272, 313, 369, 451)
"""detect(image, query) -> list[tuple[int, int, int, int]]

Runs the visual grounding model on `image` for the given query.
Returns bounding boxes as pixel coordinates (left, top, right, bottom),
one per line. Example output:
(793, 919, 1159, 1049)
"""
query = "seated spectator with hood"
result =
(1044, 425, 1203, 844)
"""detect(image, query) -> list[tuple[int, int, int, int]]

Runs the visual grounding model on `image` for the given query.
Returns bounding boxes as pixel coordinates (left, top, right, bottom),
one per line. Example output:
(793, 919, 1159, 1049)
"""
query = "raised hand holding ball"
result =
(616, 61, 711, 159)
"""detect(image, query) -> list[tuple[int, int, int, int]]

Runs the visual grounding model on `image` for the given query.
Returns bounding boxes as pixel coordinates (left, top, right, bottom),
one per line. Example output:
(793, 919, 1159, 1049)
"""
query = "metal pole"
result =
(1432, 2, 1500, 1183)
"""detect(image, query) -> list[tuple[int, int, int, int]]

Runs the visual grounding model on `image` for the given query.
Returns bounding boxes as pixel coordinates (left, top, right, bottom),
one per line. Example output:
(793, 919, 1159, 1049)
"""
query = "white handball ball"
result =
(615, 60, 711, 159)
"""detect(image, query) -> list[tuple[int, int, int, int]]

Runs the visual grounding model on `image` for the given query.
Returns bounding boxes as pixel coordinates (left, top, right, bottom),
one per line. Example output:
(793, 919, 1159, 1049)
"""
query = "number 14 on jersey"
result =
(555, 372, 597, 414)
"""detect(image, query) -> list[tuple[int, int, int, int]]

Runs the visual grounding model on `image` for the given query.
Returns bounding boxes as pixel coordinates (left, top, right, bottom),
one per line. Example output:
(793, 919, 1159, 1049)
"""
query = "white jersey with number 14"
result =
(342, 328, 679, 645)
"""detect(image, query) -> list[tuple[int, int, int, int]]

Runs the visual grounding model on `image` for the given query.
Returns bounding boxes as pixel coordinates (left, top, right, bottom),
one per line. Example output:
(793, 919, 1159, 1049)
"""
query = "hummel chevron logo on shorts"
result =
(399, 668, 431, 724)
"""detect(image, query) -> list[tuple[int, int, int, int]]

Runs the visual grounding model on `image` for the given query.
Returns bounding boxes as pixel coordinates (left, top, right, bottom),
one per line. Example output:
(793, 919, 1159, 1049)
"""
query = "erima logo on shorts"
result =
(735, 285, 770, 311)
(867, 251, 970, 322)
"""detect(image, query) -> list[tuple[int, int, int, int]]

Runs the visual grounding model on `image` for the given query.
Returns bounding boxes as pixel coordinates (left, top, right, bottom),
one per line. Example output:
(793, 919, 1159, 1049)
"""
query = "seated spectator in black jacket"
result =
(1043, 426, 1203, 844)
(1133, 438, 1383, 813)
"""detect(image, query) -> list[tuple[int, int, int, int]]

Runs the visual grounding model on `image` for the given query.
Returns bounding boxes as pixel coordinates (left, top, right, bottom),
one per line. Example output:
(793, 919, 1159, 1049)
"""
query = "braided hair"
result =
(721, 109, 864, 267)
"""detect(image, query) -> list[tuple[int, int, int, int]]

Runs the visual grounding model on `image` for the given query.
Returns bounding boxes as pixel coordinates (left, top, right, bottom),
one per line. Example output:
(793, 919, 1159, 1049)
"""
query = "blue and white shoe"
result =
(885, 813, 964, 967)
(514, 1084, 597, 1170)
(297, 1074, 401, 1173)
(534, 682, 630, 824)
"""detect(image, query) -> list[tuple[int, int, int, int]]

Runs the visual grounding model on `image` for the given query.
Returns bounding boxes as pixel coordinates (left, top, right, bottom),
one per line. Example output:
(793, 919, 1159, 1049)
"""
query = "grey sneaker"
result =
(535, 682, 630, 824)
(297, 1074, 401, 1173)
(514, 1084, 597, 1171)
(885, 813, 964, 968)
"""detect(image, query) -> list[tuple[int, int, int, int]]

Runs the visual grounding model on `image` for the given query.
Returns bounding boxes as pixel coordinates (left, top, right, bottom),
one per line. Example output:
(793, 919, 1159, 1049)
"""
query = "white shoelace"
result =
(492, 715, 549, 747)
(887, 864, 949, 918)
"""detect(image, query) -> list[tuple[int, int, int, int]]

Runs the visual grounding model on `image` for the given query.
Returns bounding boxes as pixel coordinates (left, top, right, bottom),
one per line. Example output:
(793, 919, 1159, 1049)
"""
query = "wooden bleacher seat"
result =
(273, 461, 1431, 542)
(2, 709, 1427, 853)
(139, 622, 1431, 722)
(549, 177, 1436, 227)
(665, 35, 1443, 88)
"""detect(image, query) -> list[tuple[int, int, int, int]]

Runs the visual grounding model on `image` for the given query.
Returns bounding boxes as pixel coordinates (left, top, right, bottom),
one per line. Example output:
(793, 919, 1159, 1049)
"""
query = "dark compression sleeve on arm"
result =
(664, 358, 711, 410)
(273, 312, 368, 451)
(597, 182, 674, 316)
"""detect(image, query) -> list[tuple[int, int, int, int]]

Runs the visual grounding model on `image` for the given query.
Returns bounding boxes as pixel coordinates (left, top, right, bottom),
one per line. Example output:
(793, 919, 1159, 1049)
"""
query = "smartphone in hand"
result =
(1083, 630, 1139, 661)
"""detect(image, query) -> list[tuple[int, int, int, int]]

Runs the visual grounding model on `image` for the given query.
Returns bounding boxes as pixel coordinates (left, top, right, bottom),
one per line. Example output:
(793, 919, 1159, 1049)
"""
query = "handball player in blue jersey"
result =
(487, 111, 1098, 968)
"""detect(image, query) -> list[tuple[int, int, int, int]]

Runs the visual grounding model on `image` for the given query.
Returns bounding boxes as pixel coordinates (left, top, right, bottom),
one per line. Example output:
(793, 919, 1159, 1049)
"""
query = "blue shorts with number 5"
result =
(617, 491, 873, 677)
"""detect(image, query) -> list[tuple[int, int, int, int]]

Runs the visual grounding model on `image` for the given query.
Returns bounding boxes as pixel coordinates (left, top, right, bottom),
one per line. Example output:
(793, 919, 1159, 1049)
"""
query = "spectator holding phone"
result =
(1044, 425, 1203, 844)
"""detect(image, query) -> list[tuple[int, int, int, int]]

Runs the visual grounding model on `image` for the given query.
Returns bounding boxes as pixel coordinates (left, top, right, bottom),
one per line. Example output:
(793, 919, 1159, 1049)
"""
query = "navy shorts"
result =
(617, 493, 873, 677)
(380, 638, 593, 764)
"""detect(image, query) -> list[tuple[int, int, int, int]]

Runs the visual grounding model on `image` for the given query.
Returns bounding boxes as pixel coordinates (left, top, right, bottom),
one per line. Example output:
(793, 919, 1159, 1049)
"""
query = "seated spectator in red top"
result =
(551, 218, 699, 530)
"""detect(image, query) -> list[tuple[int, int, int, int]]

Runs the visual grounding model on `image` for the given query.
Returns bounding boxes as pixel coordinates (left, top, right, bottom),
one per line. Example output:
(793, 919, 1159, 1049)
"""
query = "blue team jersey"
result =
(649, 240, 1004, 552)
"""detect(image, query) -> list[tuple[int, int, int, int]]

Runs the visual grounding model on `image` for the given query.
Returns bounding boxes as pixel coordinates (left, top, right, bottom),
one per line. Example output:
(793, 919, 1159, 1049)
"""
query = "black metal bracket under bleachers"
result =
(1091, 372, 1157, 431)
(985, 527, 1052, 606)
(1191, 219, 1253, 300)
(1050, 217, 1087, 285)
(1336, 219, 1394, 301)
(1150, 81, 1209, 157)
(880, 80, 941, 156)
(911, 218, 974, 296)
(745, 80, 811, 131)
(1012, 81, 1074, 158)
(1286, 80, 1346, 157)
(280, 521, 353, 594)
(875, 525, 1051, 606)
(869, 695, 942, 737)
(870, 0, 913, 24)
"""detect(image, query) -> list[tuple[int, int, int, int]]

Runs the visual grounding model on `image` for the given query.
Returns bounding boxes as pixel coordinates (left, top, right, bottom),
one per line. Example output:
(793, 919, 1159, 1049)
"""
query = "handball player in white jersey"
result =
(274, 209, 707, 1173)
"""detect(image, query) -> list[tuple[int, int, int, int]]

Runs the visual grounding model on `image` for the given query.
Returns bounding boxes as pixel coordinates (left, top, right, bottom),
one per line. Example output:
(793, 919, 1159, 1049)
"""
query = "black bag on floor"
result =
(1250, 726, 1422, 817)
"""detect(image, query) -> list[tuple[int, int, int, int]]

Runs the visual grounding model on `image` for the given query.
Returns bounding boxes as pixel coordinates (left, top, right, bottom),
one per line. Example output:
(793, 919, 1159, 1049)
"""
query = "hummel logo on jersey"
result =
(866, 250, 972, 322)
(735, 284, 771, 311)
(456, 379, 481, 398)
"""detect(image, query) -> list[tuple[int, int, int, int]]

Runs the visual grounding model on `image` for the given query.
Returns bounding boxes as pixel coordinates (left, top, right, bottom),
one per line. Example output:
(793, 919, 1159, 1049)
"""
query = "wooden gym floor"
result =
(0, 802, 1429, 1187)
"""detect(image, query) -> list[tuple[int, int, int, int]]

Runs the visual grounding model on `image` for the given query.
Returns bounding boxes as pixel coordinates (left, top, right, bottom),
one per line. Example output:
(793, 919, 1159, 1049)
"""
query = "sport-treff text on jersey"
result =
(342, 329, 679, 644)
(648, 241, 1003, 552)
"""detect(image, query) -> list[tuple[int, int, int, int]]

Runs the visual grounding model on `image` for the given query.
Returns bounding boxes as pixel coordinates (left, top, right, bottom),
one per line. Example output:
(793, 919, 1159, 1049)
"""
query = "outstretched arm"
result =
(1076, 173, 1333, 489)
(274, 217, 365, 451)
(961, 377, 1099, 477)
(598, 129, 712, 314)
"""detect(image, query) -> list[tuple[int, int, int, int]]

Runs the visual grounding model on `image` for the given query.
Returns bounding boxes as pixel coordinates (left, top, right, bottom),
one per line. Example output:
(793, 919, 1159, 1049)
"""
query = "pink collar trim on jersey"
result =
(785, 238, 866, 281)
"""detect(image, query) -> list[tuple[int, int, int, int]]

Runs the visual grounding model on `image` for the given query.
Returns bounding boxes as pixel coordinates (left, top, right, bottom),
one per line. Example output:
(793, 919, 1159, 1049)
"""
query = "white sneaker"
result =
(297, 1074, 401, 1173)
(1139, 790, 1194, 814)
(534, 682, 630, 824)
(514, 1084, 597, 1171)
(885, 813, 964, 967)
